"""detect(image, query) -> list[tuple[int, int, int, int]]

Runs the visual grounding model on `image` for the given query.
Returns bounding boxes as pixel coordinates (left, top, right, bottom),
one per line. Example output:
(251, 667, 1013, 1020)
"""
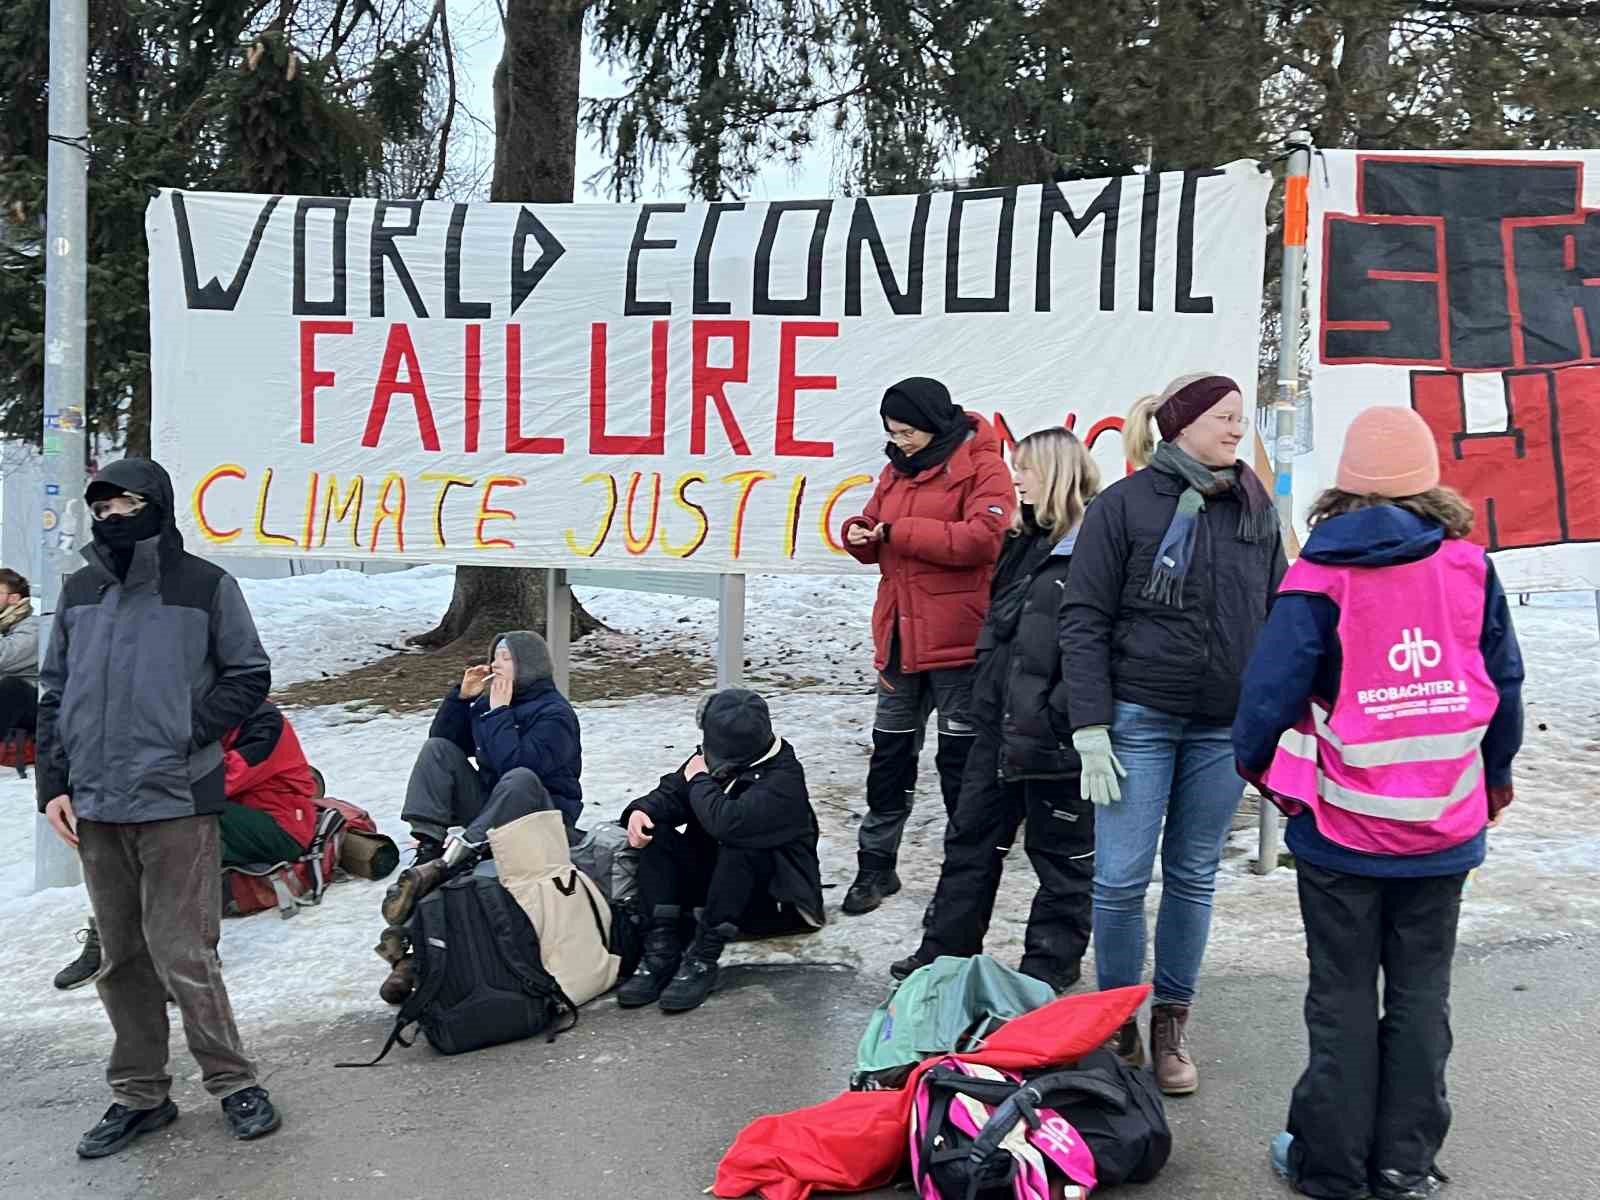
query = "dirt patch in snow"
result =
(273, 628, 717, 712)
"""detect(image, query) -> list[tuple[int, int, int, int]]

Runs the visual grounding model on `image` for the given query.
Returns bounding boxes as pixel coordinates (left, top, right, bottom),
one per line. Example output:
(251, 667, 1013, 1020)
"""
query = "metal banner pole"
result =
(545, 568, 572, 696)
(33, 0, 90, 892)
(1256, 130, 1313, 877)
(715, 574, 746, 690)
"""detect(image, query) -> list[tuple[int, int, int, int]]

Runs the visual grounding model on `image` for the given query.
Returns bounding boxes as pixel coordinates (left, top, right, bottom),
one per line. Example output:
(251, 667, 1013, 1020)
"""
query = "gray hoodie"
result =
(0, 611, 40, 686)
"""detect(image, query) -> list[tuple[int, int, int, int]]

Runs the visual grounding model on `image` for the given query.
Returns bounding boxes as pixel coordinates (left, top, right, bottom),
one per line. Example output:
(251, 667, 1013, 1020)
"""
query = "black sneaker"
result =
(76, 1099, 178, 1159)
(841, 868, 901, 915)
(890, 951, 930, 981)
(222, 1086, 281, 1140)
(658, 957, 719, 1013)
(54, 921, 102, 991)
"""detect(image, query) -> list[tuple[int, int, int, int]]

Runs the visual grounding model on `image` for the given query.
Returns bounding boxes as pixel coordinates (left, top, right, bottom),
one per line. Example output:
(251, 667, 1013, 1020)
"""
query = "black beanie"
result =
(697, 689, 774, 778)
(880, 377, 965, 436)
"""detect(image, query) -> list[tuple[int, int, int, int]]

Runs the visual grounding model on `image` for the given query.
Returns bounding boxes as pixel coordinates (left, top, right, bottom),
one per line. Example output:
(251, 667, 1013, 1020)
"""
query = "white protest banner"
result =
(1306, 148, 1600, 591)
(148, 164, 1270, 573)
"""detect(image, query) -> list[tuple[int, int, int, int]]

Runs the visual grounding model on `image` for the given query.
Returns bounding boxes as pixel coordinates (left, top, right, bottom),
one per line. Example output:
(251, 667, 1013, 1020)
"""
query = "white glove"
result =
(1072, 725, 1127, 807)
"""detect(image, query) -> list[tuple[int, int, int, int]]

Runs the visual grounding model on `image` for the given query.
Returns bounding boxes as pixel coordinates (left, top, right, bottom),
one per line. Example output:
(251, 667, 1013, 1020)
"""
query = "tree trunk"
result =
(411, 0, 596, 651)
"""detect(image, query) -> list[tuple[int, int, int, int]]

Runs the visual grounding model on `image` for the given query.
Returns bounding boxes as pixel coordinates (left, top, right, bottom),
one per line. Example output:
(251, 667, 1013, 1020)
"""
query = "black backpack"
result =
(915, 1048, 1171, 1195)
(338, 874, 577, 1067)
(1027, 1049, 1171, 1187)
(608, 892, 646, 982)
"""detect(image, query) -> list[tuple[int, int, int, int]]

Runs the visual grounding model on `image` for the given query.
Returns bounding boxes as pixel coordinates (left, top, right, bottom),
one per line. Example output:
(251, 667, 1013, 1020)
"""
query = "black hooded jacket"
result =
(620, 740, 825, 926)
(35, 459, 272, 820)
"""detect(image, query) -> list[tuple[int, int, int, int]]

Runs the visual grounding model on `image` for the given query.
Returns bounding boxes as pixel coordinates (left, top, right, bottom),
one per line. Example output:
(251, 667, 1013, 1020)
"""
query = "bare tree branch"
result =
(426, 2, 457, 199)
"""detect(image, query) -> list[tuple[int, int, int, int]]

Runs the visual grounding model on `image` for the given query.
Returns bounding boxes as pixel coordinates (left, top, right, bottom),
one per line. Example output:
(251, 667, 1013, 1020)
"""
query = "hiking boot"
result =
(382, 859, 448, 925)
(842, 868, 901, 915)
(1150, 1002, 1198, 1095)
(1372, 1167, 1449, 1200)
(379, 956, 418, 1005)
(890, 950, 931, 981)
(76, 1099, 178, 1159)
(54, 919, 102, 991)
(659, 922, 735, 1014)
(616, 906, 690, 1009)
(1104, 1017, 1146, 1068)
(409, 834, 445, 866)
(221, 1086, 281, 1140)
(373, 925, 410, 966)
(1023, 962, 1083, 996)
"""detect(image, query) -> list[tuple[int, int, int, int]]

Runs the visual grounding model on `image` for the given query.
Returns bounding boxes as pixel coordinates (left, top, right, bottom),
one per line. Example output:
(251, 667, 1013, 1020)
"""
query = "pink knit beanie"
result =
(1336, 407, 1441, 498)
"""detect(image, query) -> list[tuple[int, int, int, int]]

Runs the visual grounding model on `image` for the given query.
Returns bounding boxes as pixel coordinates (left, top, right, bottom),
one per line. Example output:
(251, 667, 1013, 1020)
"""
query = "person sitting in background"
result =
(219, 700, 317, 868)
(615, 689, 824, 1015)
(381, 629, 581, 926)
(0, 567, 40, 745)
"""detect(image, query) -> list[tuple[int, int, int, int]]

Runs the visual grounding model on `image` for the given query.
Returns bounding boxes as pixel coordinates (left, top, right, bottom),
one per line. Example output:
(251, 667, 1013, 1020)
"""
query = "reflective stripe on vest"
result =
(1276, 705, 1488, 770)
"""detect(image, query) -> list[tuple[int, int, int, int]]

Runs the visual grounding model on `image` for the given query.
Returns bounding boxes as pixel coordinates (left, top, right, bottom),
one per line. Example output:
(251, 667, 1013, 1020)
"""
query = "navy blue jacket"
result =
(1232, 507, 1524, 877)
(430, 679, 583, 825)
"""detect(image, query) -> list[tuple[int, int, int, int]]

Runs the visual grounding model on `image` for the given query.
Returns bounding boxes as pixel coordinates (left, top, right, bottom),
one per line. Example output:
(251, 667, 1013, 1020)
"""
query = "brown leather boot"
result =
(373, 925, 409, 965)
(379, 956, 417, 1005)
(382, 859, 448, 925)
(1104, 1017, 1146, 1068)
(1150, 1003, 1198, 1095)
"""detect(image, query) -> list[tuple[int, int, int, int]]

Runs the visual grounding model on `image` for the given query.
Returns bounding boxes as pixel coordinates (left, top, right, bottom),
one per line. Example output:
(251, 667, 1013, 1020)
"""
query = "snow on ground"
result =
(3, 571, 1597, 1043)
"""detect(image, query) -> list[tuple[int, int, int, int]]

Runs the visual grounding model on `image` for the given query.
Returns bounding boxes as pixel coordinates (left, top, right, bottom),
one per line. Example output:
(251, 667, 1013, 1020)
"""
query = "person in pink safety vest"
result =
(1233, 406, 1524, 1200)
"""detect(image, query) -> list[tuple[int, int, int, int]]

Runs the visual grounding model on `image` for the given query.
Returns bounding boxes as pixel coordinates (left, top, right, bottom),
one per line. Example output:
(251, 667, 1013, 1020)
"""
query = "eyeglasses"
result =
(90, 494, 146, 521)
(886, 427, 924, 444)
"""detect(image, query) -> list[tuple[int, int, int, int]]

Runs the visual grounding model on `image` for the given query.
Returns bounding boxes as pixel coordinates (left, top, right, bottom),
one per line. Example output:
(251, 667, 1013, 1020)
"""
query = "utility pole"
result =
(1255, 130, 1313, 877)
(34, 0, 89, 892)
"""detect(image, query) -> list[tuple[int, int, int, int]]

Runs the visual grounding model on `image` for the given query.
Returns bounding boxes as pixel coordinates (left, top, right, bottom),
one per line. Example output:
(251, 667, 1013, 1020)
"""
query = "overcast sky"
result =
(451, 4, 838, 205)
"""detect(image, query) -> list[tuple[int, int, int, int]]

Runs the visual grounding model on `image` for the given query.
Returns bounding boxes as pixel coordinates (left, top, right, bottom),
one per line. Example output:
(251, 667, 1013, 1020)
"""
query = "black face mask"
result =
(91, 504, 164, 553)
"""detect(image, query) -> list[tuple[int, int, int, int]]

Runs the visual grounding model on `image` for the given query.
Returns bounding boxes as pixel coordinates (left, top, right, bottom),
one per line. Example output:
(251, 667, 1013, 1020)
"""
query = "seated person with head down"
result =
(616, 689, 824, 1015)
(382, 629, 581, 925)
(219, 700, 318, 867)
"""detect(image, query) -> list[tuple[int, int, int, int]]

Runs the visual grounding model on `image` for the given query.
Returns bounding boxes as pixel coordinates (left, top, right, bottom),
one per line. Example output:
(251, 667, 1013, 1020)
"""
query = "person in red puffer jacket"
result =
(219, 701, 318, 868)
(839, 376, 1014, 917)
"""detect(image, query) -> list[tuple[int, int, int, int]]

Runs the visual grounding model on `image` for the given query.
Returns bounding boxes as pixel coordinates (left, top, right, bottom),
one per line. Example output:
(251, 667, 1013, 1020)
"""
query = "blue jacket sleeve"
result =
(474, 702, 579, 781)
(428, 687, 476, 756)
(1479, 561, 1524, 795)
(1231, 592, 1337, 775)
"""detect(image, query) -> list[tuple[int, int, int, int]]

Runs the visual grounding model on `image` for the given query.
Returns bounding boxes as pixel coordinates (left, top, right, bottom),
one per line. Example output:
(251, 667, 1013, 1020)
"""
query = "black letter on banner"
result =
(694, 202, 745, 315)
(945, 188, 1016, 314)
(1035, 178, 1119, 312)
(1360, 158, 1580, 369)
(293, 197, 350, 317)
(845, 195, 930, 316)
(1138, 173, 1161, 313)
(370, 200, 427, 318)
(754, 201, 832, 316)
(1508, 212, 1600, 366)
(510, 207, 566, 315)
(173, 192, 280, 312)
(1322, 220, 1443, 363)
(1175, 169, 1220, 314)
(445, 204, 492, 319)
(627, 204, 686, 316)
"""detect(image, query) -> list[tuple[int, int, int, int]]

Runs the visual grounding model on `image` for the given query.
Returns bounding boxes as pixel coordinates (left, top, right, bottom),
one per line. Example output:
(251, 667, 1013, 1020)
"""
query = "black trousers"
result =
(1287, 861, 1466, 1200)
(635, 816, 812, 940)
(915, 732, 1094, 990)
(0, 675, 37, 737)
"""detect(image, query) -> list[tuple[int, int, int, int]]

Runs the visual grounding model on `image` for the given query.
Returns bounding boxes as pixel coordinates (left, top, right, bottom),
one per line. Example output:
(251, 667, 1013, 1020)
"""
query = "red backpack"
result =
(223, 797, 379, 918)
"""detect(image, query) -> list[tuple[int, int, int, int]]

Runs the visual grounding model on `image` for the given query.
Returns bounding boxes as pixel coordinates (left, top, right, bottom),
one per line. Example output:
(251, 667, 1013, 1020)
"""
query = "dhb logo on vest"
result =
(1387, 628, 1442, 678)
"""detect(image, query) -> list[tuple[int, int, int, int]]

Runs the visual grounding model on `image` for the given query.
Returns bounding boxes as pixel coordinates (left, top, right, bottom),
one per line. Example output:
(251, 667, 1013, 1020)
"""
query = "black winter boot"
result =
(54, 918, 102, 990)
(616, 906, 690, 1008)
(890, 949, 932, 981)
(842, 861, 902, 915)
(659, 921, 736, 1013)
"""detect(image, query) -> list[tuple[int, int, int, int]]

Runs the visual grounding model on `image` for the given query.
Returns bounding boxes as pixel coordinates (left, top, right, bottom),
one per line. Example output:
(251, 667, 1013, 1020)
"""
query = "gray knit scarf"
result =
(1142, 441, 1276, 609)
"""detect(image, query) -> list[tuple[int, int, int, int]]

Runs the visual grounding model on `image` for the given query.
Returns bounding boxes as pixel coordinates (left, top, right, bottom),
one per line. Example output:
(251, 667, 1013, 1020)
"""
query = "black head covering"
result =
(85, 458, 180, 580)
(879, 377, 969, 476)
(696, 689, 775, 779)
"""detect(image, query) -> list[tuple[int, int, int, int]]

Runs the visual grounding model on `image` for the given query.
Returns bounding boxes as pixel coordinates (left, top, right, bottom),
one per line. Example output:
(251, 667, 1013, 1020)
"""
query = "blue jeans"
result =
(1092, 701, 1244, 1006)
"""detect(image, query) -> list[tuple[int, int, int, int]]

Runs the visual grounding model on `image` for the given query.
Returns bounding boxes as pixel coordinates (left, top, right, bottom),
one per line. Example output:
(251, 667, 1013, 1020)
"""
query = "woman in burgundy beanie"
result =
(1059, 372, 1287, 1095)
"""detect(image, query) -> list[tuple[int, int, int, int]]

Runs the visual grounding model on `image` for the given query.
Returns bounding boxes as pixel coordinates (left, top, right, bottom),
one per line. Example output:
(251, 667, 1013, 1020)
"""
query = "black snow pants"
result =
(635, 815, 813, 942)
(1285, 860, 1467, 1200)
(914, 731, 1094, 991)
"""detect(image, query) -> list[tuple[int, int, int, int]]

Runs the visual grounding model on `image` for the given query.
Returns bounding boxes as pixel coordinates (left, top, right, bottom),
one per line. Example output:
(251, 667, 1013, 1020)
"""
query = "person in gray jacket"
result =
(0, 566, 39, 741)
(37, 458, 283, 1158)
